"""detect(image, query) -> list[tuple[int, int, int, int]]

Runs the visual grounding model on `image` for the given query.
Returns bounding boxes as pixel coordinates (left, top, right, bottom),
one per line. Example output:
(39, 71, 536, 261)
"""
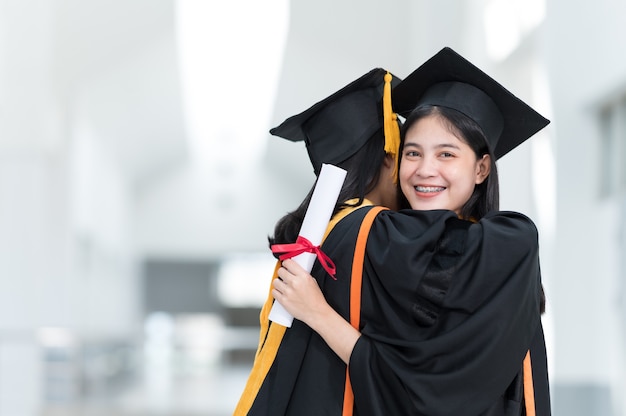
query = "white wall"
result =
(0, 0, 178, 413)
(545, 0, 626, 414)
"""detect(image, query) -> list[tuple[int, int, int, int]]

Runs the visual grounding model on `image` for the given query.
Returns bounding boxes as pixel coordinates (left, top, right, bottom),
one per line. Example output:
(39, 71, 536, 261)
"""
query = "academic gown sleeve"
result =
(348, 209, 544, 416)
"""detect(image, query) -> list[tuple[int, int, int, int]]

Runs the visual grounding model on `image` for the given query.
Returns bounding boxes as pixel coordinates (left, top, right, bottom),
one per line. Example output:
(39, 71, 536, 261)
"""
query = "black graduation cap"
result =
(392, 47, 549, 159)
(270, 68, 402, 175)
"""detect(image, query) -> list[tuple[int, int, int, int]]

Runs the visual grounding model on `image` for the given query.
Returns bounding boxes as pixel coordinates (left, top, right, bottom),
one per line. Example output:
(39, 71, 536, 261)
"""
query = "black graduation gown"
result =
(246, 206, 550, 416)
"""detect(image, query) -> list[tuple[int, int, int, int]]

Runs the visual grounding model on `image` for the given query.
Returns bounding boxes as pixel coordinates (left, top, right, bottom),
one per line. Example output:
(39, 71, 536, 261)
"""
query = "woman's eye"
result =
(440, 152, 454, 158)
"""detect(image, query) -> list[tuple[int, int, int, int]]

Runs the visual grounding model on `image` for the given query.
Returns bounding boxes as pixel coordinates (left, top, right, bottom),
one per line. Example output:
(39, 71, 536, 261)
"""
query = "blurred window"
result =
(598, 96, 626, 197)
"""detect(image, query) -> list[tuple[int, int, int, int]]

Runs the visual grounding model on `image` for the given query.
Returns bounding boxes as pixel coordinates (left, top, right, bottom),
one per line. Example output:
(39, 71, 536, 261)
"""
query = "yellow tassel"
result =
(383, 72, 400, 183)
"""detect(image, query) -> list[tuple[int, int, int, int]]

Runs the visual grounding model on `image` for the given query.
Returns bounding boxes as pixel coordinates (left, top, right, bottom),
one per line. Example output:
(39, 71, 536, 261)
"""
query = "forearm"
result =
(273, 259, 361, 364)
(305, 302, 361, 364)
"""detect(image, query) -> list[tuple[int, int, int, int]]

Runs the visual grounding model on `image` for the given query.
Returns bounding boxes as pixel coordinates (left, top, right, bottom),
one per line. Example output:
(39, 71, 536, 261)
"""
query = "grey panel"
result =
(552, 382, 612, 416)
(142, 259, 220, 314)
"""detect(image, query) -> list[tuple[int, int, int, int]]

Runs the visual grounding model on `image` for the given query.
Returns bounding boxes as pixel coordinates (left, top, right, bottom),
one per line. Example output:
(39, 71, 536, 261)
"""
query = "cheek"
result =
(398, 163, 412, 186)
(448, 166, 478, 195)
(397, 173, 410, 197)
(452, 163, 479, 183)
(460, 175, 479, 198)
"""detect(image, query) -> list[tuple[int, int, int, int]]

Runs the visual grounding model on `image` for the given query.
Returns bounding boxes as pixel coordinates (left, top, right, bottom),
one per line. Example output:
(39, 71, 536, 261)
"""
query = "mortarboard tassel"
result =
(383, 71, 400, 183)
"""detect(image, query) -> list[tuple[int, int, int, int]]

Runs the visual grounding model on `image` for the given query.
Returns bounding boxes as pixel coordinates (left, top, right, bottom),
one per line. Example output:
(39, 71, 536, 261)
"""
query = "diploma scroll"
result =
(269, 163, 347, 327)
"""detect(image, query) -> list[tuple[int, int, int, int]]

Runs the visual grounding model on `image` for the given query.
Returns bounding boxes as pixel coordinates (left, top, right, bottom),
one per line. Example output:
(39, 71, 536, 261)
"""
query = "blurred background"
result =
(0, 0, 624, 415)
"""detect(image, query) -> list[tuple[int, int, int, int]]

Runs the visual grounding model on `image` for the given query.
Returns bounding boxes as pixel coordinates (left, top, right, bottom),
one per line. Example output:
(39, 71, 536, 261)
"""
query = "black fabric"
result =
(270, 68, 401, 175)
(247, 207, 550, 415)
(530, 324, 552, 415)
(417, 81, 504, 150)
(412, 218, 470, 327)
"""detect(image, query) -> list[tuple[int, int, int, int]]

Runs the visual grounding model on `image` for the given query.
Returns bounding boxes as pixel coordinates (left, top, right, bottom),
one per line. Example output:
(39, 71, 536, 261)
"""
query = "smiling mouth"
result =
(415, 186, 445, 193)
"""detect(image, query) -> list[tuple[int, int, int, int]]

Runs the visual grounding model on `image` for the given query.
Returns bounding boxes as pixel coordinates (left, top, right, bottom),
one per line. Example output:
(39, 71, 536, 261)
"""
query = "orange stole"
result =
(523, 350, 536, 416)
(341, 206, 388, 416)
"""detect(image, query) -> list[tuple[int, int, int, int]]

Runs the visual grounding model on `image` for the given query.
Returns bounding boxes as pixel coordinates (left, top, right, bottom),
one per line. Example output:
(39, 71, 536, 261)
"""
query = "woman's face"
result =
(399, 115, 490, 214)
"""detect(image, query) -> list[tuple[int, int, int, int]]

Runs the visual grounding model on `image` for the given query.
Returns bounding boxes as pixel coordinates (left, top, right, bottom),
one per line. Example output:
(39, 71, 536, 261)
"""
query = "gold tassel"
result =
(383, 71, 400, 183)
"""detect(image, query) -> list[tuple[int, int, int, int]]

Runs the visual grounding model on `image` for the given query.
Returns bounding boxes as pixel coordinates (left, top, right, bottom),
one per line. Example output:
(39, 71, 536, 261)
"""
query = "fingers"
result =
(271, 287, 282, 299)
(277, 264, 290, 282)
(283, 260, 310, 280)
(275, 259, 318, 297)
(277, 259, 300, 282)
(281, 259, 301, 275)
(273, 273, 286, 294)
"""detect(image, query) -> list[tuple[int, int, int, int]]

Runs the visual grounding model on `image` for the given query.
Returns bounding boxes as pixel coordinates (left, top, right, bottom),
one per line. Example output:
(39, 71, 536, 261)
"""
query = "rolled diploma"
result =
(269, 163, 347, 327)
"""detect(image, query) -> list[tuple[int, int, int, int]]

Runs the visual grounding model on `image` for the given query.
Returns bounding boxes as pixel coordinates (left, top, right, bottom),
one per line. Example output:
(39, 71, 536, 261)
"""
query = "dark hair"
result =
(269, 128, 389, 246)
(397, 105, 500, 220)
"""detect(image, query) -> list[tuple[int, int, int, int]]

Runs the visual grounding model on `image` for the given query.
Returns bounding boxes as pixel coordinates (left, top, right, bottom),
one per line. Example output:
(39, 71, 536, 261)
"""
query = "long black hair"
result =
(397, 105, 500, 220)
(269, 128, 389, 246)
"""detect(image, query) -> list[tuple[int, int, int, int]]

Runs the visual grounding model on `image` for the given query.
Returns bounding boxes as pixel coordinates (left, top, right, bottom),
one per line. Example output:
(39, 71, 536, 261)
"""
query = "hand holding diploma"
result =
(269, 163, 347, 327)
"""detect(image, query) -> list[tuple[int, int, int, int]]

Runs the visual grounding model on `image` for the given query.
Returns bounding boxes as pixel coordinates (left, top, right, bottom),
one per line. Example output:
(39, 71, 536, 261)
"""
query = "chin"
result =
(411, 203, 438, 211)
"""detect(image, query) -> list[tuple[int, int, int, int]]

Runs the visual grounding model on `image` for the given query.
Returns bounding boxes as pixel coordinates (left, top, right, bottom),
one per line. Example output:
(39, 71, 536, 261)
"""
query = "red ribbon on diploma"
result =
(271, 236, 337, 279)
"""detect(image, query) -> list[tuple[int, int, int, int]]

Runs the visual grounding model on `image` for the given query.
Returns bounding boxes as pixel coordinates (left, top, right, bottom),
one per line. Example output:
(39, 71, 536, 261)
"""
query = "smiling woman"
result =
(399, 109, 492, 215)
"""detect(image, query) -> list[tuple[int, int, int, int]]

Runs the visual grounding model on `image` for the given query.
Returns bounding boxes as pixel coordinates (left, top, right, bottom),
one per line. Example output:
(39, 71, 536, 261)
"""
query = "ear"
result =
(475, 154, 491, 184)
(383, 152, 395, 168)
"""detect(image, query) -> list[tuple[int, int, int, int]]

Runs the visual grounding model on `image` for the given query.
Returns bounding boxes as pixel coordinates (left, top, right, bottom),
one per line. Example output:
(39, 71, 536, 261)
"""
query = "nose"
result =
(414, 155, 437, 177)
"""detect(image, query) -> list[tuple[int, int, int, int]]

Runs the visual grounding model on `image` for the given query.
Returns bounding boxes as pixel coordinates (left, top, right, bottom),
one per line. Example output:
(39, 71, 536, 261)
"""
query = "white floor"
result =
(41, 362, 251, 416)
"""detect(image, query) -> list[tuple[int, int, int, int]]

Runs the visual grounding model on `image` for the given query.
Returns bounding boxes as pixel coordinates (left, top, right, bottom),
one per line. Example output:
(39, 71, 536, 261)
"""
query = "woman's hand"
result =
(271, 258, 361, 364)
(272, 259, 328, 327)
